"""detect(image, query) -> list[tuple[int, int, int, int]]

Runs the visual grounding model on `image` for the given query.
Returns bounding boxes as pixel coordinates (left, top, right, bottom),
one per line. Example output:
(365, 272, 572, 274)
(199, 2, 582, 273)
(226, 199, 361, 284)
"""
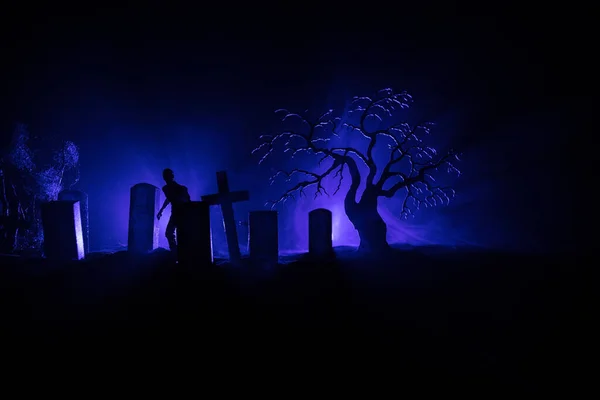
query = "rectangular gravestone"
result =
(41, 200, 85, 261)
(58, 190, 89, 255)
(249, 211, 278, 266)
(128, 183, 160, 254)
(309, 208, 334, 259)
(177, 201, 213, 265)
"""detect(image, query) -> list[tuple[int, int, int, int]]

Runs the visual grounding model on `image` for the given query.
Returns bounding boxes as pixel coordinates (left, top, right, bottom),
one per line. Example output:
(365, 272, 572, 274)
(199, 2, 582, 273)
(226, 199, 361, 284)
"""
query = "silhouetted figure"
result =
(157, 168, 191, 253)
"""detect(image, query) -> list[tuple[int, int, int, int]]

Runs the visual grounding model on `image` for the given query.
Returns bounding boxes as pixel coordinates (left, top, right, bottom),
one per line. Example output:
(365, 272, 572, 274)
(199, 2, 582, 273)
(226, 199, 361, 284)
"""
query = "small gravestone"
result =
(41, 200, 85, 261)
(58, 190, 89, 255)
(309, 208, 334, 259)
(177, 201, 213, 265)
(249, 210, 278, 266)
(128, 183, 160, 254)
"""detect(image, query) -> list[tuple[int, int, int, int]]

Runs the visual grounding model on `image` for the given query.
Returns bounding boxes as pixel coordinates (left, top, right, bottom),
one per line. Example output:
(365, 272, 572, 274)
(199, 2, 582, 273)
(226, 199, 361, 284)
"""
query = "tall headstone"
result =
(248, 211, 278, 266)
(177, 201, 213, 265)
(58, 190, 89, 255)
(41, 200, 85, 261)
(128, 183, 160, 254)
(309, 208, 334, 259)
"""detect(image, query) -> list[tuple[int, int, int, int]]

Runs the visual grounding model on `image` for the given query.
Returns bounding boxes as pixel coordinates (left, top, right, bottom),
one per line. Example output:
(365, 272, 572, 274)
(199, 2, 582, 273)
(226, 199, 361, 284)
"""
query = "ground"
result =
(0, 245, 583, 391)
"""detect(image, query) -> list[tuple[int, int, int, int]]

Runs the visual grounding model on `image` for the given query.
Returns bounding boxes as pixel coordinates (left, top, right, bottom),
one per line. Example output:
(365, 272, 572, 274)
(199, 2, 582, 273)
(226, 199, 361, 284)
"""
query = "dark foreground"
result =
(0, 246, 585, 391)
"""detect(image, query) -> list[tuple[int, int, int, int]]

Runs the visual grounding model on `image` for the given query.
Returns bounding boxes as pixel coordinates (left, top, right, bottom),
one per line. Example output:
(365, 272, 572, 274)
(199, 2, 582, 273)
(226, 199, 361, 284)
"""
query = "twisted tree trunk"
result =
(341, 157, 390, 254)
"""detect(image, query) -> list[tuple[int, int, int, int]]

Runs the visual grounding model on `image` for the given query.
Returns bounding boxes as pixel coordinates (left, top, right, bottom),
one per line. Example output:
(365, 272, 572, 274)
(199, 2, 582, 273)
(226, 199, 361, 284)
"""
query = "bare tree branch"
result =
(342, 88, 415, 186)
(251, 109, 366, 163)
(375, 122, 437, 188)
(265, 161, 344, 208)
(252, 88, 461, 219)
(381, 150, 461, 196)
(251, 109, 369, 207)
(380, 150, 462, 218)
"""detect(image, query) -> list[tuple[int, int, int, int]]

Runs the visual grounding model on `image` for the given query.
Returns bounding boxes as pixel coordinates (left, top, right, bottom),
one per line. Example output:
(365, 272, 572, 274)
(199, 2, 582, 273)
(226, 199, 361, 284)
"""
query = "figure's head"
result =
(162, 168, 175, 183)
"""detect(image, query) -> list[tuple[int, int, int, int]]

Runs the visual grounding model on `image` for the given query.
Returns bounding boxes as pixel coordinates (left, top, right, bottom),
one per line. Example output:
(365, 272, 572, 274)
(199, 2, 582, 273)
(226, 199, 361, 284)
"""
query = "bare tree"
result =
(252, 88, 461, 253)
(0, 123, 80, 253)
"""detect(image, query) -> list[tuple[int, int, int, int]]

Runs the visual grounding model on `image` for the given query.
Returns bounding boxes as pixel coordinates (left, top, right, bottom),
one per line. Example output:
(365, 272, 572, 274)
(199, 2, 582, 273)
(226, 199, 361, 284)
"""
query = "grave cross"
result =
(201, 171, 249, 264)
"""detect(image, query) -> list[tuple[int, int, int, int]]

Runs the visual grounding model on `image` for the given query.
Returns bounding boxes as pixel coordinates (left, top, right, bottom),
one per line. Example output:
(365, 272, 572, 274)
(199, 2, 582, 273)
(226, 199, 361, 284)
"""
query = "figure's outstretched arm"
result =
(158, 199, 170, 213)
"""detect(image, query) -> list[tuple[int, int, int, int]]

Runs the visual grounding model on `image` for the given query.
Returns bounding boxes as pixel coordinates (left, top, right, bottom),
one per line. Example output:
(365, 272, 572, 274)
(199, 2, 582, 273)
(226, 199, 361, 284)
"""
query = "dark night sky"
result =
(1, 8, 581, 253)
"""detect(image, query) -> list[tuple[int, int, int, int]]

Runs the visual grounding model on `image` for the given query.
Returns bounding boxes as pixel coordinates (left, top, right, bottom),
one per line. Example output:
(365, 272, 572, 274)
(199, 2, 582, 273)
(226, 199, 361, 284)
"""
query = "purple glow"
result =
(112, 165, 212, 250)
(91, 134, 242, 253)
(252, 89, 463, 252)
(284, 179, 442, 252)
(107, 158, 465, 254)
(85, 90, 466, 255)
(272, 154, 451, 252)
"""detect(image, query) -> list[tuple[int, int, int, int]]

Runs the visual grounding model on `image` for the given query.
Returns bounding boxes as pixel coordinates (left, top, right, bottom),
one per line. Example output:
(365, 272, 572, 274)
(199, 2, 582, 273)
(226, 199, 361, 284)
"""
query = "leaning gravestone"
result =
(248, 210, 278, 266)
(58, 189, 89, 255)
(201, 171, 250, 265)
(41, 200, 85, 261)
(177, 201, 213, 265)
(309, 208, 334, 259)
(128, 183, 160, 254)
